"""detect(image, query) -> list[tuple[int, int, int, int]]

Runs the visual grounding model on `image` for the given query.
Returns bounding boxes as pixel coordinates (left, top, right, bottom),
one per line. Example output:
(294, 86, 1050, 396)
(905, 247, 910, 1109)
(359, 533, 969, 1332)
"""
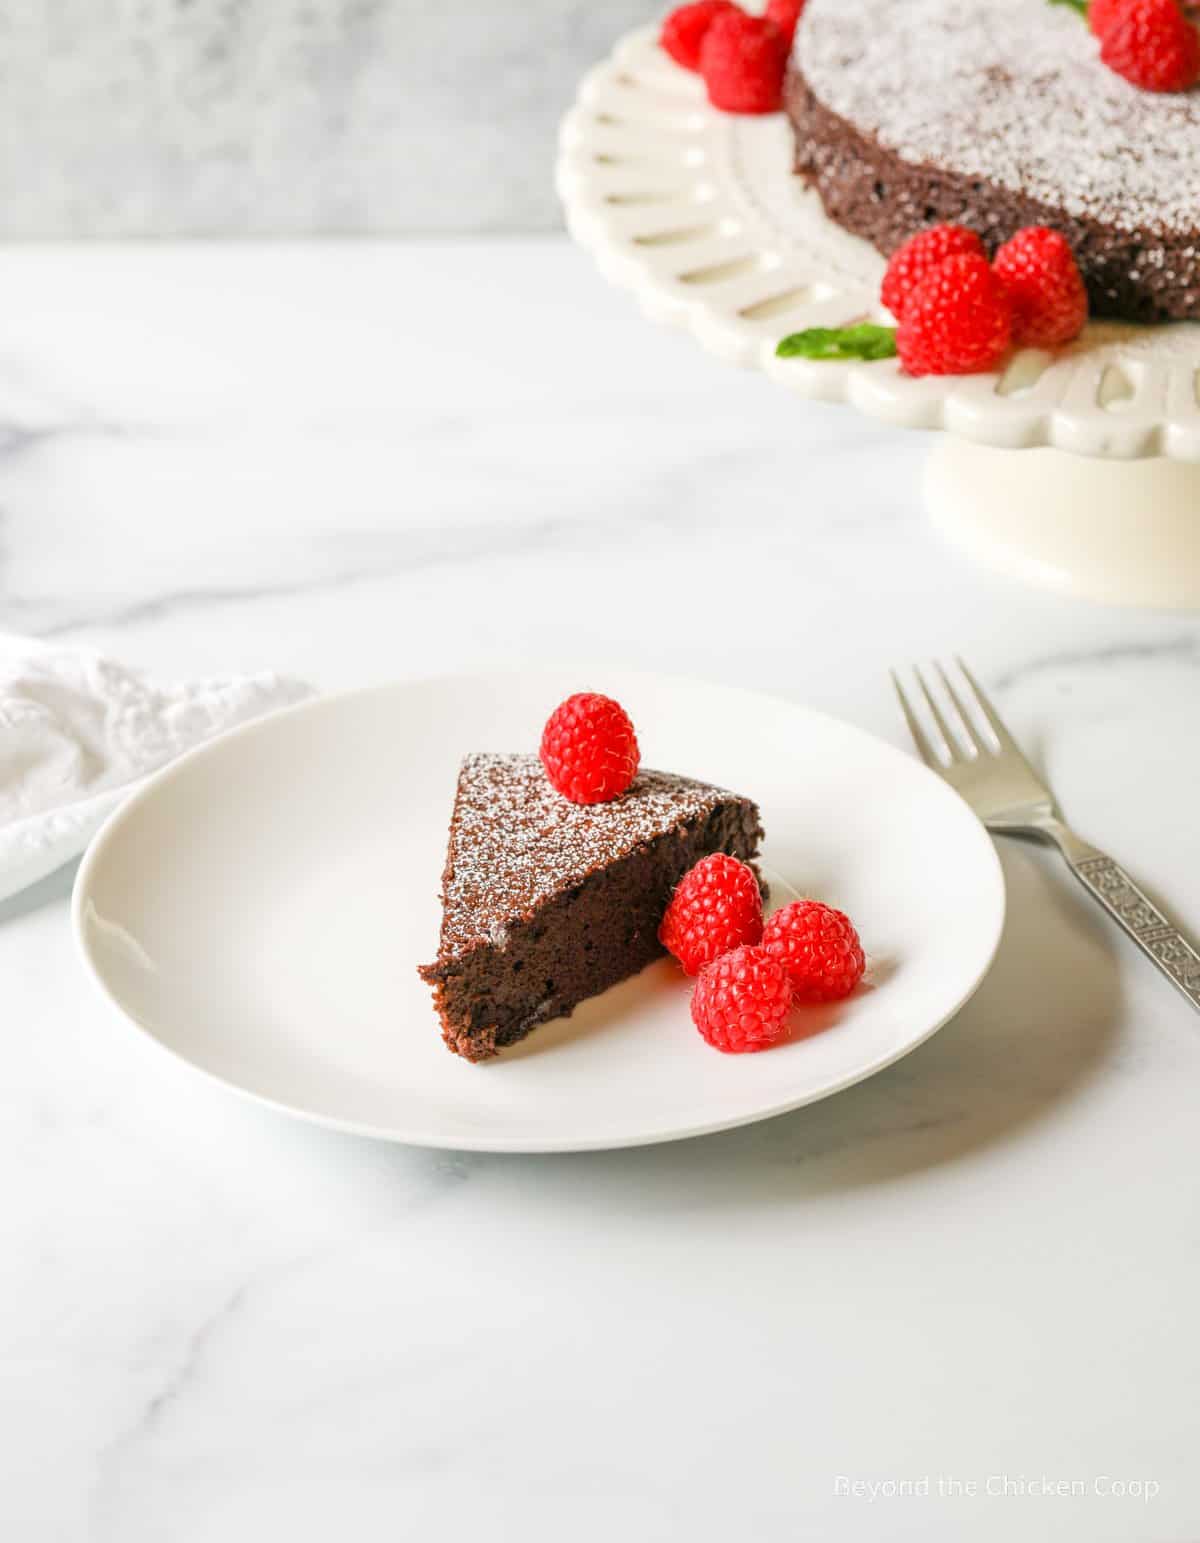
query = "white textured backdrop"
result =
(0, 0, 652, 235)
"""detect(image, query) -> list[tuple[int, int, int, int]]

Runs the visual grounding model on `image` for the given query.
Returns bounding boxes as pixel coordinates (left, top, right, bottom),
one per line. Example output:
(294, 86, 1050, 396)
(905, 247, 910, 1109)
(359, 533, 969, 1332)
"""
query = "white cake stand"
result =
(557, 26, 1200, 608)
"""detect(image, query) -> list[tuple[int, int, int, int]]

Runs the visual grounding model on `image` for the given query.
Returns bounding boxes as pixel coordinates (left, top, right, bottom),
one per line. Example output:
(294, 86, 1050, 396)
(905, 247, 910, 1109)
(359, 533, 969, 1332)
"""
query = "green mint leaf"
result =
(776, 324, 898, 362)
(1047, 0, 1088, 18)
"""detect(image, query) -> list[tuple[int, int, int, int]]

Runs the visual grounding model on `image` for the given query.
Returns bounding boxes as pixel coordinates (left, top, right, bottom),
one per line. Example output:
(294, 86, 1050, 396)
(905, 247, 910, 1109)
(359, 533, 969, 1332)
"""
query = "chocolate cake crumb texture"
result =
(795, 0, 1200, 239)
(420, 753, 765, 1062)
(438, 753, 741, 958)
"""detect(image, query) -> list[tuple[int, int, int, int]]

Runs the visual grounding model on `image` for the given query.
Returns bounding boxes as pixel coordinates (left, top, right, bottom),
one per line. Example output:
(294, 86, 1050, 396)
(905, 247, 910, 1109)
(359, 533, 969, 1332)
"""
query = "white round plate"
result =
(73, 673, 1004, 1153)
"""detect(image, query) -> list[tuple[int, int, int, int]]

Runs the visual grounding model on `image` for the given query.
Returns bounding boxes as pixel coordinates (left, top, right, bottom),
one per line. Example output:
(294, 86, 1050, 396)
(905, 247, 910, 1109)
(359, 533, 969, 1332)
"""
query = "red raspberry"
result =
(764, 0, 805, 47)
(691, 944, 793, 1053)
(659, 854, 764, 975)
(1089, 0, 1126, 36)
(1100, 0, 1200, 90)
(895, 252, 1012, 377)
(761, 899, 865, 1003)
(881, 224, 985, 322)
(539, 693, 640, 805)
(660, 1, 740, 72)
(699, 11, 788, 113)
(992, 227, 1089, 348)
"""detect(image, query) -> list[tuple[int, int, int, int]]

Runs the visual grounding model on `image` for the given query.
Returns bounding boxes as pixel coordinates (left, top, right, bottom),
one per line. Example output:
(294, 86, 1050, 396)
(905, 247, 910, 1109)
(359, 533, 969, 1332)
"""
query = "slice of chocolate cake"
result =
(419, 753, 764, 1062)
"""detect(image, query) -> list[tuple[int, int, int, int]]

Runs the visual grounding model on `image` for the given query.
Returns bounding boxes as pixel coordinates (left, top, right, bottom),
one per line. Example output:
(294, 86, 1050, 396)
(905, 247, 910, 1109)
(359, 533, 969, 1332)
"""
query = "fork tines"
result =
(890, 657, 1013, 768)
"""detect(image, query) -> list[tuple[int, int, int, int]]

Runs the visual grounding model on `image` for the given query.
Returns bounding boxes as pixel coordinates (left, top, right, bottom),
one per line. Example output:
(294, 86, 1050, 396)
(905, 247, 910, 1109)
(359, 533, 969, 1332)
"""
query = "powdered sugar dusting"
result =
(795, 0, 1200, 237)
(437, 753, 737, 958)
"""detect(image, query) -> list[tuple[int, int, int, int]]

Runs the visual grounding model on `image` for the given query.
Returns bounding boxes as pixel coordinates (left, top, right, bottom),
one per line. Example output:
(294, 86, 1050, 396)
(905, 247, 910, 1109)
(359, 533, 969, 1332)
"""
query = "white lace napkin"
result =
(0, 635, 313, 904)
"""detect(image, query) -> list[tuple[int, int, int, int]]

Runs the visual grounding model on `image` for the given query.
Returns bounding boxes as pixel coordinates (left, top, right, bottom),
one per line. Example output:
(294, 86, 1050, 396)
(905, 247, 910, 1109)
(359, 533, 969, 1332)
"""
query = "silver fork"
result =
(892, 658, 1200, 1014)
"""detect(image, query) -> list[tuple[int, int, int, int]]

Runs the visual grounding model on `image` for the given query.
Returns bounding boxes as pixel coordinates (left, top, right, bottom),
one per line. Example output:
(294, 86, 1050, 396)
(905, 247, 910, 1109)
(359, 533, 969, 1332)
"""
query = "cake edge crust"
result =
(785, 63, 1200, 326)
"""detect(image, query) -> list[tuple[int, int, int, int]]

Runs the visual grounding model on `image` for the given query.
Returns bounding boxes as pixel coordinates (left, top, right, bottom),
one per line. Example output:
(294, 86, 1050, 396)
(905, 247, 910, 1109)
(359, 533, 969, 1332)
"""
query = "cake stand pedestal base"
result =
(924, 439, 1200, 609)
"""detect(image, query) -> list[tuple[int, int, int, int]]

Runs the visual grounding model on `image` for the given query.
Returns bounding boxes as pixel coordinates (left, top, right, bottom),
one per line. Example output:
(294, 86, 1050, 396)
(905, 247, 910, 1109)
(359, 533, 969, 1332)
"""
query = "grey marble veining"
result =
(0, 0, 653, 236)
(1, 238, 1199, 1540)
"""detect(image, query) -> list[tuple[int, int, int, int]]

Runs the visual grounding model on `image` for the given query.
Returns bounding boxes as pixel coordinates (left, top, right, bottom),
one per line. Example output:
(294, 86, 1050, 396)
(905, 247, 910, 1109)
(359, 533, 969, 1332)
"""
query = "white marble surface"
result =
(3, 238, 1199, 1542)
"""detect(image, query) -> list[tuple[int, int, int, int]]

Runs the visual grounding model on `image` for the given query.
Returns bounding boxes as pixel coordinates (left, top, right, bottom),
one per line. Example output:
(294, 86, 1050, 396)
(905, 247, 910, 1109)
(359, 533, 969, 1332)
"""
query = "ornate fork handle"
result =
(1068, 852, 1200, 1010)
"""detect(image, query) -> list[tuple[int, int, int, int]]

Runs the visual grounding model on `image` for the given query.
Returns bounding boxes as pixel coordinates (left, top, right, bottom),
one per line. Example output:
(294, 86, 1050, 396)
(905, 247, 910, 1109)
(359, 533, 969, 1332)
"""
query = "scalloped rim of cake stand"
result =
(557, 25, 1200, 464)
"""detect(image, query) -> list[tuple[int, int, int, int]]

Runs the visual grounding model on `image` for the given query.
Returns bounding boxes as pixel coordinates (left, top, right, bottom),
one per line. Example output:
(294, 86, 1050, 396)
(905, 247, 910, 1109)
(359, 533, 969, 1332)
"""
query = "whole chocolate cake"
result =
(787, 0, 1200, 323)
(419, 753, 764, 1062)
